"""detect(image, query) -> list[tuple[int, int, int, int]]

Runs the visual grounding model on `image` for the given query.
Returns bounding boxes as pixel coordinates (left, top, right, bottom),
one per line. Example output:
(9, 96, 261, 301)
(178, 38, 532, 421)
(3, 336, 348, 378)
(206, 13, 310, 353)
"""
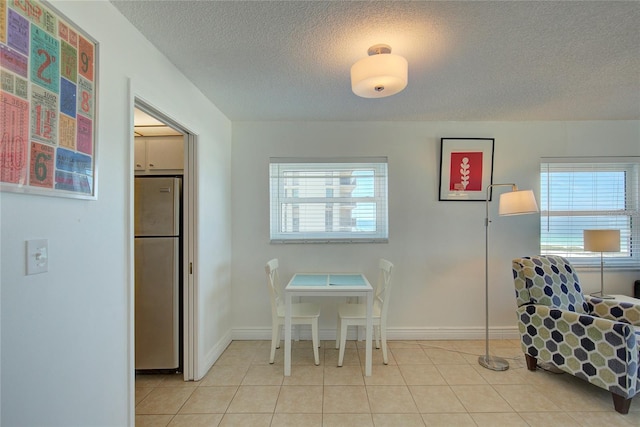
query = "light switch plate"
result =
(26, 239, 48, 275)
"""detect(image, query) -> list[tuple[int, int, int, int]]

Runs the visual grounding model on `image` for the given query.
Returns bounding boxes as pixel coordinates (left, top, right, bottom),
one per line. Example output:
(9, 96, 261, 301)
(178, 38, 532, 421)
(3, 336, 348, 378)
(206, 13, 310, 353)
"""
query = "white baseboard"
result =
(201, 326, 519, 373)
(231, 326, 520, 342)
(199, 329, 233, 380)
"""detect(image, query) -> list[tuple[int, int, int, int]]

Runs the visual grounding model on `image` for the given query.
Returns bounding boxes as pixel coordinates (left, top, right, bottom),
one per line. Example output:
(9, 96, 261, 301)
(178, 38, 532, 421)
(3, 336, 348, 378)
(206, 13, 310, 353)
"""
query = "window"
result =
(540, 157, 640, 268)
(269, 158, 388, 243)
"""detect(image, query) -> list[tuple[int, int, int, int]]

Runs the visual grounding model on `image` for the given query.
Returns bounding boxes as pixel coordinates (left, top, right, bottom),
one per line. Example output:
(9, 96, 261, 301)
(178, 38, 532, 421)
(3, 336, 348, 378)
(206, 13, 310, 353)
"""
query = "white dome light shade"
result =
(351, 49, 408, 98)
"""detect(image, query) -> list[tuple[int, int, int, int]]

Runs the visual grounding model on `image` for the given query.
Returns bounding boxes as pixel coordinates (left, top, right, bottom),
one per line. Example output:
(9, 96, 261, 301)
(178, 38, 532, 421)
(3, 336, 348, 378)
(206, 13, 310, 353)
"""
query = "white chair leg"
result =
(375, 325, 381, 349)
(381, 325, 388, 365)
(338, 322, 348, 367)
(336, 316, 341, 349)
(270, 325, 278, 364)
(311, 320, 320, 366)
(275, 323, 281, 349)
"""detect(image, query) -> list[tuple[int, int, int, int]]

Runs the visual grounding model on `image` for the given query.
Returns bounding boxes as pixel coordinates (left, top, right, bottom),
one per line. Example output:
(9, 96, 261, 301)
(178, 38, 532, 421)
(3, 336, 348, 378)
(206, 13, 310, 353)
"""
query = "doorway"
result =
(132, 100, 197, 382)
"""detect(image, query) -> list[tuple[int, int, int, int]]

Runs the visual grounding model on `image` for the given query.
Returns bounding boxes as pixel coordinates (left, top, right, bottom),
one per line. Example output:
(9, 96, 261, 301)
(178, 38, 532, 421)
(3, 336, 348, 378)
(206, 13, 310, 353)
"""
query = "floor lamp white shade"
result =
(499, 190, 539, 216)
(584, 229, 620, 299)
(479, 184, 539, 371)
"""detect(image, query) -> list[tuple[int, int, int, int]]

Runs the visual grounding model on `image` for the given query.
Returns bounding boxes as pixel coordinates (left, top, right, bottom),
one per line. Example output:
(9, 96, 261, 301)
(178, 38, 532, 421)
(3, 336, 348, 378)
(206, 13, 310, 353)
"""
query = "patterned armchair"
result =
(512, 255, 639, 414)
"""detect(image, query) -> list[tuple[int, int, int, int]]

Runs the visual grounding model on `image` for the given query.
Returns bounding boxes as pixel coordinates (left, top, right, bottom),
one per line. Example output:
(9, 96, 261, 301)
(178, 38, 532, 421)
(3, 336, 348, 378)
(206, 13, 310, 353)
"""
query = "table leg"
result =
(365, 290, 373, 376)
(294, 296, 302, 341)
(356, 296, 364, 341)
(284, 292, 292, 376)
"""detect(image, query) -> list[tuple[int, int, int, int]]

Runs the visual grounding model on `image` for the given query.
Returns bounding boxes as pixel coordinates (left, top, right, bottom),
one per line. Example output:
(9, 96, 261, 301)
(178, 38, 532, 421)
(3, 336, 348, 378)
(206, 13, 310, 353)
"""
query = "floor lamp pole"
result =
(478, 184, 511, 371)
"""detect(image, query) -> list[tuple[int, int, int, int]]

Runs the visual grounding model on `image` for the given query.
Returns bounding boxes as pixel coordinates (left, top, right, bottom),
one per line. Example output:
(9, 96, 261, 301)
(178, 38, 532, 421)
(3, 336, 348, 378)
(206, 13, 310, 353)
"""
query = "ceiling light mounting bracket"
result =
(367, 44, 392, 56)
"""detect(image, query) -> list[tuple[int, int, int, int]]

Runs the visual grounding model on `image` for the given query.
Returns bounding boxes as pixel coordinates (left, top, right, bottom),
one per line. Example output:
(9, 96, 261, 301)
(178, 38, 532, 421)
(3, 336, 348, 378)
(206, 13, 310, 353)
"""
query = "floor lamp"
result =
(583, 229, 620, 299)
(479, 184, 539, 371)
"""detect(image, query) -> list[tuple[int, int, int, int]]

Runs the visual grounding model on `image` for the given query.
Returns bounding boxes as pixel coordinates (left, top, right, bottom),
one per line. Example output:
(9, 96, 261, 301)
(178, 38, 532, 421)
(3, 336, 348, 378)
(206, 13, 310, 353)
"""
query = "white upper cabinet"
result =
(135, 136, 184, 173)
(134, 138, 147, 171)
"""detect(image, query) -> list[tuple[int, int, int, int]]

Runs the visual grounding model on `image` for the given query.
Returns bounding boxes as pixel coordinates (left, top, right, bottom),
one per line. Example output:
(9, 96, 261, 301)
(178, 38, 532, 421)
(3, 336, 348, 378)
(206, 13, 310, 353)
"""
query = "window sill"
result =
(574, 264, 640, 272)
(270, 238, 389, 244)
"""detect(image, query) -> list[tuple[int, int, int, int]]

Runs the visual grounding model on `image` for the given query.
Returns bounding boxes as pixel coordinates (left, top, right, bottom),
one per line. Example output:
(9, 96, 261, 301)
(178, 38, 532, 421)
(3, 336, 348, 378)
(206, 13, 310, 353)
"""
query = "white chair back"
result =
(265, 258, 321, 366)
(376, 259, 394, 319)
(265, 258, 282, 320)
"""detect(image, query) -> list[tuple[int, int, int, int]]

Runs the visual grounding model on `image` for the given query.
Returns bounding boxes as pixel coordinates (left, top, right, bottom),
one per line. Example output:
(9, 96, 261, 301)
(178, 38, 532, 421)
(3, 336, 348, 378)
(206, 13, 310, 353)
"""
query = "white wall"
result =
(231, 120, 640, 340)
(0, 2, 232, 426)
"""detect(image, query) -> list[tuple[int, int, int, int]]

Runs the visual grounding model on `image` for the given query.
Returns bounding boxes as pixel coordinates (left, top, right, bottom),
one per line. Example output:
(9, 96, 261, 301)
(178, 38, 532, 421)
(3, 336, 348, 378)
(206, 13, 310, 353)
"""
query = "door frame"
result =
(128, 91, 199, 422)
(183, 132, 198, 381)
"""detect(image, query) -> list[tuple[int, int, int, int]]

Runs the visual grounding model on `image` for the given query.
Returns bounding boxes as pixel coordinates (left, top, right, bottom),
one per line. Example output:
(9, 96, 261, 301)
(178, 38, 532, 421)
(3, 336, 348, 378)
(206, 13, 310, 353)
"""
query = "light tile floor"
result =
(135, 339, 639, 426)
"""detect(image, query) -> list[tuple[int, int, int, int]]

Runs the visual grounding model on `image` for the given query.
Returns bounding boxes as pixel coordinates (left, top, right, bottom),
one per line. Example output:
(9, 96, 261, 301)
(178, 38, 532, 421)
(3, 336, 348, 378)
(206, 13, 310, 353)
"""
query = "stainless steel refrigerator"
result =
(134, 177, 182, 371)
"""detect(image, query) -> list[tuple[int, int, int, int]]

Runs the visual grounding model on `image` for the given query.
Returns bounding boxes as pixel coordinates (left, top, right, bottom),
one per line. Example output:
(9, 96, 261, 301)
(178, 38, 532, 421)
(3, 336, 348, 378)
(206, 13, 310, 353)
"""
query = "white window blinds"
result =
(540, 157, 640, 268)
(269, 158, 388, 243)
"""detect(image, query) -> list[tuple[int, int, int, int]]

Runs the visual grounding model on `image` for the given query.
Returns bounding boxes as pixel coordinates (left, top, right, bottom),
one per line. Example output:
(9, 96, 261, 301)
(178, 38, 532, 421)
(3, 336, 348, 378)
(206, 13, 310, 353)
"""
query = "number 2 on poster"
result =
(36, 48, 55, 84)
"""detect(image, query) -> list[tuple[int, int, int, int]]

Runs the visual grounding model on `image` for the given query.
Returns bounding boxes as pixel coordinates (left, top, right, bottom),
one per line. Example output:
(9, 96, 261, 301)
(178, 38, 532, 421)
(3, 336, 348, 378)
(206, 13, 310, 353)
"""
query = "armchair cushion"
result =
(586, 295, 640, 326)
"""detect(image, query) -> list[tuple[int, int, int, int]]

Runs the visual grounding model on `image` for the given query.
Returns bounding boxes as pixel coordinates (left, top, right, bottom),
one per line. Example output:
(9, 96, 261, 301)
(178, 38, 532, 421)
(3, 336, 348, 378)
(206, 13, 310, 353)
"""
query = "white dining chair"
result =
(336, 259, 394, 366)
(265, 258, 321, 365)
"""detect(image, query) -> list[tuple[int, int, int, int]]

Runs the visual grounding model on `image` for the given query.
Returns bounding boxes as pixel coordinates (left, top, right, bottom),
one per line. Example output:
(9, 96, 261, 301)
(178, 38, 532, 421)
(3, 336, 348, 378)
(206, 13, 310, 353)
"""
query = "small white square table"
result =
(284, 273, 374, 376)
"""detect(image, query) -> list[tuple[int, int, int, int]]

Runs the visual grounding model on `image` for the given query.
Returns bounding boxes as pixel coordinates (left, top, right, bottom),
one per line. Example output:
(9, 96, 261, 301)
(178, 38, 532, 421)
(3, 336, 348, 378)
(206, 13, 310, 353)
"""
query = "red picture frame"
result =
(439, 138, 494, 201)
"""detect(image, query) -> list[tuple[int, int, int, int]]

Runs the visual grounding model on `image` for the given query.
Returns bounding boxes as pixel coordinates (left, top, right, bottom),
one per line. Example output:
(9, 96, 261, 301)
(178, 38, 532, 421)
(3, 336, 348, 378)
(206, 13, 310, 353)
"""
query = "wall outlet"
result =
(26, 239, 49, 275)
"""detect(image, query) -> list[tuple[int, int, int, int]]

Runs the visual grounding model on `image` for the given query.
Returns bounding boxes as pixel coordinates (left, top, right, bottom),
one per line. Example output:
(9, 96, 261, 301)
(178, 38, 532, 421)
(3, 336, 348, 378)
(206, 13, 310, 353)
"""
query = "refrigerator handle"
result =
(173, 178, 181, 234)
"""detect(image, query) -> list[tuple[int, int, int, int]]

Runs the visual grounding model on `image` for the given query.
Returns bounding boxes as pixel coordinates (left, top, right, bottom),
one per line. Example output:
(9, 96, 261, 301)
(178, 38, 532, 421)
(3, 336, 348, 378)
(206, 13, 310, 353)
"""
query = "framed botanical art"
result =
(1, 0, 98, 199)
(439, 138, 494, 201)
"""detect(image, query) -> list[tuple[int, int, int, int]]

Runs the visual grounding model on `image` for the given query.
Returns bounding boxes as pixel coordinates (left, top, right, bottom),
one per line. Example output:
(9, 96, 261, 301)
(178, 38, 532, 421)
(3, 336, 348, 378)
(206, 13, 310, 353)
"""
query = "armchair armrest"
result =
(517, 304, 639, 399)
(585, 295, 640, 326)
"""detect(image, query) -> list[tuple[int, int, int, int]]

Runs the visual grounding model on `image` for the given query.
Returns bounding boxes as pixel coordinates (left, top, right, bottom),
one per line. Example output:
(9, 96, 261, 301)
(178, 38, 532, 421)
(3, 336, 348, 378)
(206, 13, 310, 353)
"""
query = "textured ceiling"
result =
(111, 1, 640, 122)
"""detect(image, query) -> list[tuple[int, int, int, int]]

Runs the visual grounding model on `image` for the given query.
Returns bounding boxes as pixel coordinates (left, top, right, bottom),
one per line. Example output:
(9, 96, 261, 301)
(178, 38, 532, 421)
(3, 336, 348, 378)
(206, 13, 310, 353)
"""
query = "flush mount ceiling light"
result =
(350, 44, 408, 98)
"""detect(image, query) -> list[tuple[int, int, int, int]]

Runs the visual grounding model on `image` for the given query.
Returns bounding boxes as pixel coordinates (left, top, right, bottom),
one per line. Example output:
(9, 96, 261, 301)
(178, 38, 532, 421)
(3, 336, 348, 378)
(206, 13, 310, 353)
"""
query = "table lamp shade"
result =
(584, 229, 621, 252)
(499, 190, 539, 216)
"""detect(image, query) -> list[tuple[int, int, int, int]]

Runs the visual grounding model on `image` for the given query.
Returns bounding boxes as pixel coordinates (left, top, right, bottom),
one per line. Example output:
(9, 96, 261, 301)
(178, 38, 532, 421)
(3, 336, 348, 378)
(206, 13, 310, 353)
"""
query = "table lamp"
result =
(583, 229, 620, 299)
(479, 184, 538, 371)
